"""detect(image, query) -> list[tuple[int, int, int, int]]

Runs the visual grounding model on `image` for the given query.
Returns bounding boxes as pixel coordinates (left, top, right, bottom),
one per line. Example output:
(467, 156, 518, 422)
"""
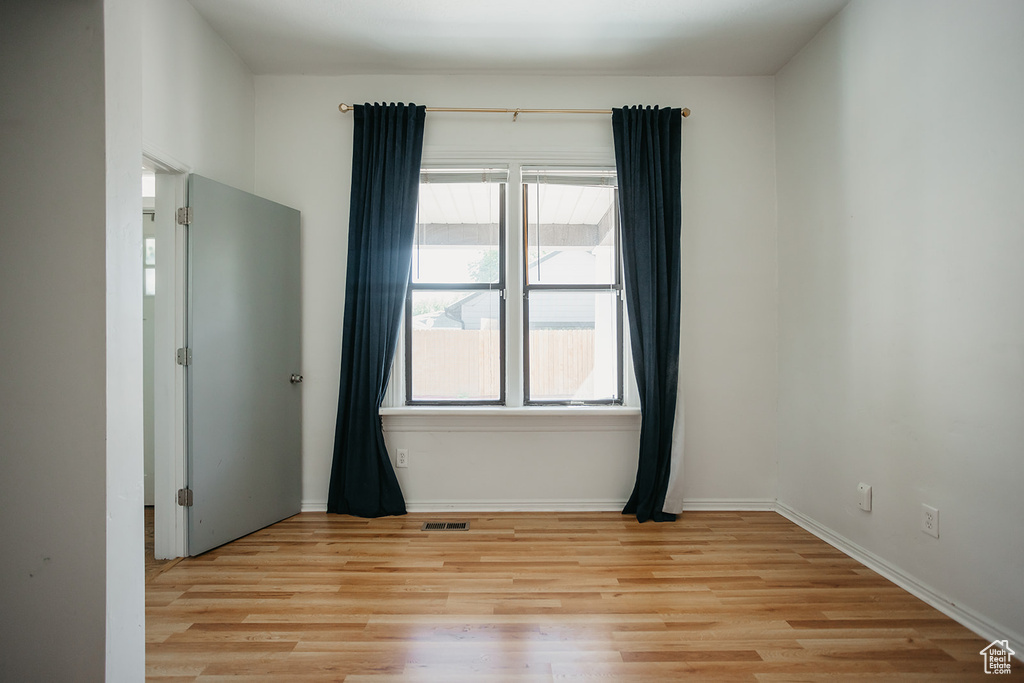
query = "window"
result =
(144, 236, 156, 296)
(405, 169, 506, 404)
(523, 169, 622, 404)
(402, 166, 623, 406)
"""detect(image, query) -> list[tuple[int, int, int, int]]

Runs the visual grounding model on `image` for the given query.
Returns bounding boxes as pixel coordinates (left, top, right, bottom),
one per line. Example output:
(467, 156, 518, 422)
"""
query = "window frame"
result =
(403, 178, 507, 406)
(520, 174, 624, 405)
(394, 161, 634, 411)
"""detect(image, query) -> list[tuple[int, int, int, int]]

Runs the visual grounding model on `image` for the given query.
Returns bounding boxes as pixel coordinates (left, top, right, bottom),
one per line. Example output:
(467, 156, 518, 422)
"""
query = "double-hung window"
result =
(522, 169, 622, 404)
(403, 165, 623, 406)
(405, 169, 507, 404)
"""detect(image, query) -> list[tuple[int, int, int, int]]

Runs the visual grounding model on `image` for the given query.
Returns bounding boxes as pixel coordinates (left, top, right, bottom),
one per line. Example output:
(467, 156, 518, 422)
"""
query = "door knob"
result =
(290, 374, 303, 384)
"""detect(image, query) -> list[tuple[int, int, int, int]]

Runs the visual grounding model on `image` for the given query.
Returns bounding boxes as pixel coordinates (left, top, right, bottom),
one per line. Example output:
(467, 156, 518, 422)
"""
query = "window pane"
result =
(410, 290, 500, 401)
(527, 290, 618, 402)
(414, 182, 501, 284)
(144, 238, 156, 266)
(144, 267, 156, 296)
(525, 182, 617, 285)
(142, 170, 156, 198)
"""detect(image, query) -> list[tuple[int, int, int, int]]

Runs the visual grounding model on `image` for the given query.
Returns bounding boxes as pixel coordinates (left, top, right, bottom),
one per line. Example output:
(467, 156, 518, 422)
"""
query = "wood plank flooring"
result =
(146, 511, 1016, 681)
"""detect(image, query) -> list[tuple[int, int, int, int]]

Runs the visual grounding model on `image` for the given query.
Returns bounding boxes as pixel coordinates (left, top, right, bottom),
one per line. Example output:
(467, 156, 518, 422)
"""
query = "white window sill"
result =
(379, 405, 641, 433)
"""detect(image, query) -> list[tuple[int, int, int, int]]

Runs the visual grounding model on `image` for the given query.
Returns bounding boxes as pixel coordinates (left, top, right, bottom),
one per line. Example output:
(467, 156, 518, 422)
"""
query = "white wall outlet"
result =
(858, 483, 872, 511)
(396, 449, 409, 468)
(921, 504, 939, 538)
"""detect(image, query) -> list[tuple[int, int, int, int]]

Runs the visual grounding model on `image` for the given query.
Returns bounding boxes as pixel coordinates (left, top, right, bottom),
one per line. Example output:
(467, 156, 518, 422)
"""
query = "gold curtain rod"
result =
(337, 103, 690, 119)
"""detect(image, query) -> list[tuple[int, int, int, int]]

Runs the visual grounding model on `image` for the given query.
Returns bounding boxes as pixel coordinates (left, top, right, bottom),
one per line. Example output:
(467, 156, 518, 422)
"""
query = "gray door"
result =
(186, 174, 301, 556)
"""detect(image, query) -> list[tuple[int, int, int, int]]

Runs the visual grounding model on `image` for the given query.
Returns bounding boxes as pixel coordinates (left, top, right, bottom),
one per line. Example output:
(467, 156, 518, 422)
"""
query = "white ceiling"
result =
(188, 0, 849, 77)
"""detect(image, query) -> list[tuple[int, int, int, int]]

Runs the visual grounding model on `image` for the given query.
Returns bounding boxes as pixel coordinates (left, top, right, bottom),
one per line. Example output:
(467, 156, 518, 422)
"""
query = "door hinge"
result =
(176, 347, 192, 366)
(177, 488, 193, 507)
(176, 207, 193, 225)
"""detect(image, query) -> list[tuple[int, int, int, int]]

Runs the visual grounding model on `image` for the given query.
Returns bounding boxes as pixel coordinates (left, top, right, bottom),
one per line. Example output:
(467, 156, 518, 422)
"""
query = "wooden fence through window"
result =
(411, 329, 596, 400)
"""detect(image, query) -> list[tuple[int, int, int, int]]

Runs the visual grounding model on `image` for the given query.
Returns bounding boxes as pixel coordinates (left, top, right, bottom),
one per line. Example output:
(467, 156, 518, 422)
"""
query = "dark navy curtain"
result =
(612, 105, 682, 523)
(328, 103, 425, 517)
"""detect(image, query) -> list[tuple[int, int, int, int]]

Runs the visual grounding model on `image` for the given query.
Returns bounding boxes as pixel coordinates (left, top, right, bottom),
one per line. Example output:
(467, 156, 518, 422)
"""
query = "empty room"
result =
(2, 0, 1022, 680)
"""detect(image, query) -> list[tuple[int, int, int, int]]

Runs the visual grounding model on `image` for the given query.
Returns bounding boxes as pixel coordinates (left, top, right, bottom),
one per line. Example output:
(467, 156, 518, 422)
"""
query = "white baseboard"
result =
(301, 498, 776, 514)
(301, 501, 625, 513)
(775, 500, 1023, 660)
(408, 499, 625, 512)
(681, 498, 776, 512)
(303, 501, 625, 513)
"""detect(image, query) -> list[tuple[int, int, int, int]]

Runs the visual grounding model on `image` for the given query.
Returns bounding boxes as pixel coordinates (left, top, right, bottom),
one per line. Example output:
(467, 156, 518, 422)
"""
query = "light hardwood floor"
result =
(146, 511, 1016, 681)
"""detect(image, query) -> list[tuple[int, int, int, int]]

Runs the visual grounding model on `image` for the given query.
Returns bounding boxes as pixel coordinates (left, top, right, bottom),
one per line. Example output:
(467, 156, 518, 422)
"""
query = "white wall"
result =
(0, 6, 107, 677)
(0, 0, 144, 679)
(254, 75, 779, 509)
(776, 0, 1024, 649)
(105, 0, 147, 677)
(142, 0, 255, 191)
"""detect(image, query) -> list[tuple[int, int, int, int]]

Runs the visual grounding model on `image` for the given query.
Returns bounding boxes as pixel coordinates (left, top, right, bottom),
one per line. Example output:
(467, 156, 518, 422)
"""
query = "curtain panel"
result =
(612, 105, 683, 523)
(327, 102, 426, 517)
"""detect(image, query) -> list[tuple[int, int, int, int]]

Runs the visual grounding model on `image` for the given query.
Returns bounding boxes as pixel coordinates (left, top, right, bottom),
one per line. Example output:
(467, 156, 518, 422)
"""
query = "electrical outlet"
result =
(858, 483, 872, 511)
(921, 504, 939, 538)
(396, 449, 409, 468)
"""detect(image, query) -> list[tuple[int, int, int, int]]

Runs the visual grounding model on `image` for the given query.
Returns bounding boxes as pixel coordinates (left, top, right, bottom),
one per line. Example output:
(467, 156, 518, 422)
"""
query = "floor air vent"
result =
(420, 521, 470, 531)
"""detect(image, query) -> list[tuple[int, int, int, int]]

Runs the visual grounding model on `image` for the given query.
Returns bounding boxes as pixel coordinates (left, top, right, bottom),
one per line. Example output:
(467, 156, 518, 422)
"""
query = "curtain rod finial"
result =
(682, 108, 691, 118)
(339, 103, 353, 113)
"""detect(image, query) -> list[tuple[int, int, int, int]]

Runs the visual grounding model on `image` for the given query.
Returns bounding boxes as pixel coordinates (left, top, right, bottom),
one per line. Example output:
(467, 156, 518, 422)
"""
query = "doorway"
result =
(141, 158, 303, 560)
(142, 153, 188, 560)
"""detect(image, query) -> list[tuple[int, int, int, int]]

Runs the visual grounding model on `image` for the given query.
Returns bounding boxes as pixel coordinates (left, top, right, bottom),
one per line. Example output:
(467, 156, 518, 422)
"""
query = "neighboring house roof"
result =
(411, 310, 464, 330)
(418, 249, 607, 331)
